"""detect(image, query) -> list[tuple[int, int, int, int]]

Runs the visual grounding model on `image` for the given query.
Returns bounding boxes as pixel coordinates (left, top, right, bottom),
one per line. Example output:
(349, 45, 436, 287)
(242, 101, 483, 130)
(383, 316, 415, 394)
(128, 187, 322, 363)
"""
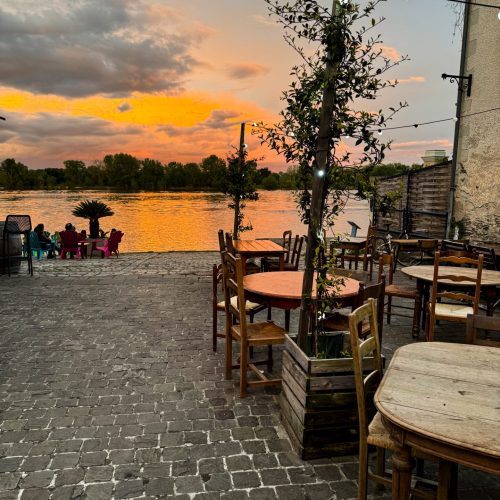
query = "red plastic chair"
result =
(103, 231, 123, 257)
(59, 230, 82, 259)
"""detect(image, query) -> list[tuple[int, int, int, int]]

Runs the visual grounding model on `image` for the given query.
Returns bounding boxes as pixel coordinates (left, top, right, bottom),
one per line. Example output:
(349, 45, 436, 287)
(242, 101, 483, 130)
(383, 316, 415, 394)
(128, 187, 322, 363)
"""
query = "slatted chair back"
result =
(288, 235, 304, 271)
(469, 244, 498, 270)
(377, 253, 395, 285)
(212, 263, 225, 352)
(3, 214, 33, 276)
(427, 251, 484, 341)
(218, 229, 226, 254)
(466, 314, 500, 348)
(221, 251, 247, 335)
(355, 277, 386, 340)
(440, 239, 473, 259)
(225, 232, 236, 256)
(282, 230, 292, 263)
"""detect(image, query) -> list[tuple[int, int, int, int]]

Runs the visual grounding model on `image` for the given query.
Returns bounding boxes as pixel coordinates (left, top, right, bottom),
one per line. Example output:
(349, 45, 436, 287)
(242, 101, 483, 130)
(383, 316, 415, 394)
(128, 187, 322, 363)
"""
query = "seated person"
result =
(33, 223, 55, 258)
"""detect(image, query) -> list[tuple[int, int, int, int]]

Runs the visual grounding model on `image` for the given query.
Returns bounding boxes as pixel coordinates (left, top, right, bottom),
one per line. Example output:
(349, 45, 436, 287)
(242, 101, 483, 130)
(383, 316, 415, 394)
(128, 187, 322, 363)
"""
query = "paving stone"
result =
(232, 471, 261, 489)
(49, 453, 80, 469)
(248, 488, 277, 500)
(145, 477, 175, 496)
(108, 449, 135, 464)
(0, 472, 21, 490)
(174, 475, 204, 494)
(0, 457, 22, 473)
(114, 479, 145, 498)
(261, 467, 290, 486)
(83, 483, 114, 499)
(20, 470, 54, 488)
(202, 472, 232, 492)
(226, 454, 253, 471)
(54, 467, 84, 486)
(84, 465, 114, 482)
(20, 488, 49, 500)
(114, 464, 142, 481)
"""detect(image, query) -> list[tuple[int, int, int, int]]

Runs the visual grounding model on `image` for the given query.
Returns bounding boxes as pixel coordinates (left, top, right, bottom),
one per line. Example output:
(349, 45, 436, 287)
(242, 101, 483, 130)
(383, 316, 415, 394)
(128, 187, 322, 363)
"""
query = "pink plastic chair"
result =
(103, 231, 123, 257)
(59, 230, 82, 259)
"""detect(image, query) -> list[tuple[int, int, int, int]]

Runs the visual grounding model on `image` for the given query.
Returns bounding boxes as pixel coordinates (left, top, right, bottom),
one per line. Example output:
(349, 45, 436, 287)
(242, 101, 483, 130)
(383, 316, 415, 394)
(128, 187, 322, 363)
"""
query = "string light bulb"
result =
(377, 130, 383, 136)
(317, 170, 325, 177)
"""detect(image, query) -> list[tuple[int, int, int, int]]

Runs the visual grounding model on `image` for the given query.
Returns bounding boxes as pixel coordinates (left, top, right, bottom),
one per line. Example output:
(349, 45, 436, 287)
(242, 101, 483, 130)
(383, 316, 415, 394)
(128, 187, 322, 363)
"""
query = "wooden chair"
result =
(262, 230, 292, 271)
(330, 267, 369, 285)
(340, 226, 376, 280)
(426, 251, 484, 342)
(466, 313, 500, 347)
(224, 232, 261, 274)
(349, 299, 457, 500)
(469, 244, 498, 270)
(324, 276, 385, 342)
(378, 253, 422, 338)
(267, 235, 304, 271)
(212, 263, 266, 352)
(440, 239, 473, 258)
(221, 251, 286, 397)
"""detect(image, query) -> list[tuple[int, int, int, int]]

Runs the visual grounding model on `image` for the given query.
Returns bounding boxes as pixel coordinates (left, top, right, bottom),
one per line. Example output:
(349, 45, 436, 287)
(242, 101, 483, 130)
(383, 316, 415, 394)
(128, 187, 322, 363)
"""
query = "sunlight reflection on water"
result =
(0, 190, 369, 252)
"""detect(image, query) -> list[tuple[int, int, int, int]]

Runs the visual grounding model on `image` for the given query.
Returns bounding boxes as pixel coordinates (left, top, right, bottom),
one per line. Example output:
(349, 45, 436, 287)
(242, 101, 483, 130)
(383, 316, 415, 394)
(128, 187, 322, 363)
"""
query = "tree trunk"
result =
(89, 218, 100, 238)
(297, 0, 340, 352)
(233, 123, 246, 239)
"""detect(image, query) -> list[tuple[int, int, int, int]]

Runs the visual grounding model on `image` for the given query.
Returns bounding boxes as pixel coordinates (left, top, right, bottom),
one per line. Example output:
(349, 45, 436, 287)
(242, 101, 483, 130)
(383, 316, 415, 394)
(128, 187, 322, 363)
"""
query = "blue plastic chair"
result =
(27, 232, 49, 259)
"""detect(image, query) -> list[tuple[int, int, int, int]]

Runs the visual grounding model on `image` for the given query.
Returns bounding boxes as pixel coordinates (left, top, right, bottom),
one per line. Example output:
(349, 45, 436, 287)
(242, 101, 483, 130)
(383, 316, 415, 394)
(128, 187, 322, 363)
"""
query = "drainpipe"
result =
(447, 2, 471, 238)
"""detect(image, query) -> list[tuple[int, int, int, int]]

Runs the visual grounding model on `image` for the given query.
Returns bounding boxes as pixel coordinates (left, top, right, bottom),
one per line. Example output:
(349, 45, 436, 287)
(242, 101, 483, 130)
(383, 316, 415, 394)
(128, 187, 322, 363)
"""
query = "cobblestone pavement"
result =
(0, 253, 498, 499)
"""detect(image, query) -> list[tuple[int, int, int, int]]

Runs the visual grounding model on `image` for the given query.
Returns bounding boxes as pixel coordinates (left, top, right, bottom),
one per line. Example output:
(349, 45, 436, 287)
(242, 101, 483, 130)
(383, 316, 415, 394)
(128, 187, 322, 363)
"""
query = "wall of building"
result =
(453, 2, 500, 244)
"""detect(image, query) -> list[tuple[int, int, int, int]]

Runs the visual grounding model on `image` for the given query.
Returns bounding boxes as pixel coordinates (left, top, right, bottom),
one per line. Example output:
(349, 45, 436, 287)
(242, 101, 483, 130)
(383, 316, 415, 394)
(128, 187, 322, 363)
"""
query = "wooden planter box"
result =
(280, 333, 377, 460)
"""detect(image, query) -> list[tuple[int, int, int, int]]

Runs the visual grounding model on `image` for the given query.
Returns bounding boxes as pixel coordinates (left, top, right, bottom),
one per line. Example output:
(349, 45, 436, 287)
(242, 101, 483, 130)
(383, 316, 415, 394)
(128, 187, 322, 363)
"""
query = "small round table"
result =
(243, 271, 360, 330)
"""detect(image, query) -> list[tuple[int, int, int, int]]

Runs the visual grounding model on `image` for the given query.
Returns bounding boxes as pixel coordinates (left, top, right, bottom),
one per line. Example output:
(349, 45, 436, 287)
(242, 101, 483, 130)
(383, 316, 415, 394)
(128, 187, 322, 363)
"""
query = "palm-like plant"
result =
(72, 199, 114, 238)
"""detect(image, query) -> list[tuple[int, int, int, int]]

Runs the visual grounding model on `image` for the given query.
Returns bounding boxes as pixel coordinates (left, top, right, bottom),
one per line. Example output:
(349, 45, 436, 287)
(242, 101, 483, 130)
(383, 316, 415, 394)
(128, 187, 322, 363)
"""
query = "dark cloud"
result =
(158, 109, 242, 136)
(226, 62, 270, 80)
(117, 102, 132, 112)
(0, 1, 210, 97)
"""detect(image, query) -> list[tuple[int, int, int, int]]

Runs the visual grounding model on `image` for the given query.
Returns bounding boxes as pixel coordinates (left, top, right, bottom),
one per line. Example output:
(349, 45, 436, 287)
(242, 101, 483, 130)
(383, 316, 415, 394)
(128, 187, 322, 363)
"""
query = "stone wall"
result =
(453, 2, 500, 244)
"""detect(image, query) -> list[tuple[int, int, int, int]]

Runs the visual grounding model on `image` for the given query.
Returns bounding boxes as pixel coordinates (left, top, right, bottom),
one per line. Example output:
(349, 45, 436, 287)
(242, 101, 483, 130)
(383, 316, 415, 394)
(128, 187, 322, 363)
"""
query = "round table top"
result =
(402, 265, 500, 286)
(243, 271, 360, 303)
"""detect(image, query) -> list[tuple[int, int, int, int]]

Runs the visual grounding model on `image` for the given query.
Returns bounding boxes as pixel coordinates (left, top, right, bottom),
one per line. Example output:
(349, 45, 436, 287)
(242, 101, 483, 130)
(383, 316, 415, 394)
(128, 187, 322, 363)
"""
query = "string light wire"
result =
(448, 0, 500, 9)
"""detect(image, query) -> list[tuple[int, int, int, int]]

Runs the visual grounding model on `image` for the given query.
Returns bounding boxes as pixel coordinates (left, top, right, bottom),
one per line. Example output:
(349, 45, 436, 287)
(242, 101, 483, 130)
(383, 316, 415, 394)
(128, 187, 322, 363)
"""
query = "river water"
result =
(0, 190, 369, 252)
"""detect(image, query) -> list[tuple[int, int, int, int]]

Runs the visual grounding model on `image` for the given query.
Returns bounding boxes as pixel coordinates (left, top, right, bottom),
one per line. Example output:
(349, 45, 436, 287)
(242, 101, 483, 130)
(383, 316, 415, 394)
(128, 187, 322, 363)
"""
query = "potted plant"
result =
(259, 0, 405, 458)
(72, 199, 114, 238)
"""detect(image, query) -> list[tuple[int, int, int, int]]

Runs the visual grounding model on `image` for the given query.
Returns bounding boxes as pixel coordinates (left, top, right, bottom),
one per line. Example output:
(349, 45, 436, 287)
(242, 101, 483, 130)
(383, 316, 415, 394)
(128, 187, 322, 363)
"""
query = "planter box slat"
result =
(281, 333, 371, 459)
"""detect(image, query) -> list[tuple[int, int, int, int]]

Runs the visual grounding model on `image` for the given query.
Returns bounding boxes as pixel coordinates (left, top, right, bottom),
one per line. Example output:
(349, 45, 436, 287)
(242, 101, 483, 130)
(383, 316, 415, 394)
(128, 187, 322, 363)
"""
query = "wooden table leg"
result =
(391, 445, 413, 500)
(417, 279, 428, 329)
(285, 310, 290, 331)
(241, 256, 247, 276)
(412, 291, 421, 338)
(485, 286, 496, 316)
(279, 254, 284, 271)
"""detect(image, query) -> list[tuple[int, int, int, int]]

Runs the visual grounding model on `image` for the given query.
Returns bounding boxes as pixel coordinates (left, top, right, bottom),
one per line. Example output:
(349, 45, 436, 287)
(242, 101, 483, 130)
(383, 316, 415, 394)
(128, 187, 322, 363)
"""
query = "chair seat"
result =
(217, 296, 264, 312)
(367, 412, 397, 451)
(232, 321, 286, 345)
(433, 302, 474, 319)
(385, 284, 418, 298)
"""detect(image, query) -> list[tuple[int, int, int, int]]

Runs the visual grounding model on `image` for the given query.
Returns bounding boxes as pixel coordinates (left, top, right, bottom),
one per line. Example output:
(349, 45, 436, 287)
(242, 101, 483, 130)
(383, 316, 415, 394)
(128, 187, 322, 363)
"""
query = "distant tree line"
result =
(0, 154, 300, 191)
(0, 155, 421, 192)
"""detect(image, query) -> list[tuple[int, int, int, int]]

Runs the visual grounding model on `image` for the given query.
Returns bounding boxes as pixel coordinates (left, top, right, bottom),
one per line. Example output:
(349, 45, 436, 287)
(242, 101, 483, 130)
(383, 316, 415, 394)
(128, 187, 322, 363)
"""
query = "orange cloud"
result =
(389, 76, 426, 85)
(379, 45, 401, 61)
(226, 62, 271, 80)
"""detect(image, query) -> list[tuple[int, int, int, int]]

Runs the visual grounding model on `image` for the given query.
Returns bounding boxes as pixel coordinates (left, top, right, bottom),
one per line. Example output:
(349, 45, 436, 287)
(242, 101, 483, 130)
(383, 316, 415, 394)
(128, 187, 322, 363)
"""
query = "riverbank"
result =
(0, 253, 497, 499)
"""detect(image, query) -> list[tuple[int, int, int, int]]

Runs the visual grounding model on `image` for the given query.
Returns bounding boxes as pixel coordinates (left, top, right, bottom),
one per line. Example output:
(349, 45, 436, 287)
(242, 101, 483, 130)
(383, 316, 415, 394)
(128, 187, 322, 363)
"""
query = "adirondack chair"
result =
(103, 230, 123, 257)
(59, 230, 82, 259)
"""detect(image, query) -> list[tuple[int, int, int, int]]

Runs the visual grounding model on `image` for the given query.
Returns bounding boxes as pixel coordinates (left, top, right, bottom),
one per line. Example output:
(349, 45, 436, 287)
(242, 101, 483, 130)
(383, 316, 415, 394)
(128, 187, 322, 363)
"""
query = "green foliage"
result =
(72, 199, 114, 238)
(0, 158, 29, 189)
(63, 160, 86, 188)
(261, 0, 406, 351)
(104, 153, 140, 190)
(223, 150, 259, 236)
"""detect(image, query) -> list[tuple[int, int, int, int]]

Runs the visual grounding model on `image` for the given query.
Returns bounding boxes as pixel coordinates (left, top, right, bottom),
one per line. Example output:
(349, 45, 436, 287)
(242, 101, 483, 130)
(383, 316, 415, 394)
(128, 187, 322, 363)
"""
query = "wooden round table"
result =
(402, 265, 500, 317)
(243, 271, 360, 330)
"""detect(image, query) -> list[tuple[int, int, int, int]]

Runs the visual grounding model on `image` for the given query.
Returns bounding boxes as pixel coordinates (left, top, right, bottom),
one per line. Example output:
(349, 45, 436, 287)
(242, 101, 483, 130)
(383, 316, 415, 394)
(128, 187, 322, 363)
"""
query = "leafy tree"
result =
(261, 0, 406, 350)
(0, 158, 29, 189)
(223, 150, 259, 237)
(200, 155, 226, 190)
(165, 162, 186, 189)
(141, 158, 165, 190)
(184, 162, 204, 189)
(262, 173, 280, 190)
(104, 153, 140, 190)
(72, 199, 114, 238)
(64, 160, 86, 188)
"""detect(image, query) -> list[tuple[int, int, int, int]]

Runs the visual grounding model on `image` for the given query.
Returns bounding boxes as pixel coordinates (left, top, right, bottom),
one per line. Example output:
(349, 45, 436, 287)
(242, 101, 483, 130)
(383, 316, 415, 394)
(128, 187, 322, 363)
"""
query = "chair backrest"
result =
(225, 232, 236, 256)
(213, 263, 223, 306)
(355, 276, 386, 339)
(418, 239, 439, 252)
(29, 232, 42, 251)
(282, 230, 292, 263)
(365, 225, 377, 255)
(289, 235, 304, 270)
(221, 251, 247, 334)
(4, 215, 31, 235)
(430, 251, 484, 314)
(469, 244, 498, 270)
(218, 229, 226, 253)
(348, 298, 384, 445)
(378, 253, 395, 285)
(466, 313, 500, 347)
(440, 239, 473, 258)
(106, 231, 123, 252)
(59, 230, 79, 249)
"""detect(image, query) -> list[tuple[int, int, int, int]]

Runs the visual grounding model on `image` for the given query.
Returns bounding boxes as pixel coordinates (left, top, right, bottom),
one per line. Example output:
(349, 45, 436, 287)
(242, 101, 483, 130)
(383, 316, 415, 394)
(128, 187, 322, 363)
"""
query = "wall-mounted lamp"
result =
(441, 73, 473, 97)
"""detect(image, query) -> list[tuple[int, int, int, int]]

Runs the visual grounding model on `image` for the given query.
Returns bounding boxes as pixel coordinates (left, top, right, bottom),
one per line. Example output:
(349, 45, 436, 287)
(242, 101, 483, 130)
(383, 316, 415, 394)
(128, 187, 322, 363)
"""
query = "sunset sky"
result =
(0, 0, 462, 171)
